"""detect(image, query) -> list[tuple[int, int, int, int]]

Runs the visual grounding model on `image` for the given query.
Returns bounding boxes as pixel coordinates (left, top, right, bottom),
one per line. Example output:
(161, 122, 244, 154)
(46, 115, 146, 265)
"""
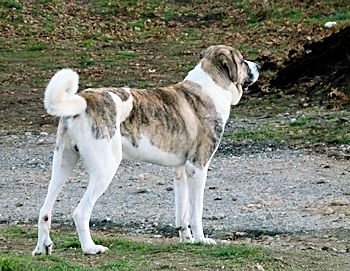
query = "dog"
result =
(32, 45, 259, 255)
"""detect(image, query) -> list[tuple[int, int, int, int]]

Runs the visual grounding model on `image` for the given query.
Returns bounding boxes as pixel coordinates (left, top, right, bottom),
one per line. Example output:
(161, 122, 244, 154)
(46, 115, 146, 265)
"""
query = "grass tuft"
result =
(1, 0, 23, 9)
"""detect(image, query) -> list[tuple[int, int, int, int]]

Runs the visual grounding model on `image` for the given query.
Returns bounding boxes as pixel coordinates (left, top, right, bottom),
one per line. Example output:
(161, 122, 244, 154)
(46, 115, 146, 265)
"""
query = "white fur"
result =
(185, 62, 233, 123)
(122, 135, 185, 166)
(44, 69, 87, 117)
(245, 60, 260, 84)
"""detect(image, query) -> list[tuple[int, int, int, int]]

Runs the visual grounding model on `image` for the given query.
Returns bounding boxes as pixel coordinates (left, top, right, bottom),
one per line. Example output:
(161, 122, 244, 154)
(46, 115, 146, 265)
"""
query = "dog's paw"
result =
(83, 245, 109, 255)
(194, 237, 217, 245)
(32, 241, 53, 256)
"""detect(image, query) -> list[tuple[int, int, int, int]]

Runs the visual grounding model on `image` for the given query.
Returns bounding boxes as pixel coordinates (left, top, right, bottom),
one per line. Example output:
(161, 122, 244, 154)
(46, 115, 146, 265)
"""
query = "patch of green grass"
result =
(0, 225, 276, 271)
(26, 41, 46, 52)
(328, 8, 350, 22)
(78, 54, 95, 67)
(227, 112, 350, 145)
(116, 50, 137, 58)
(81, 39, 97, 49)
(163, 8, 177, 22)
(1, 0, 23, 9)
(3, 225, 37, 239)
(289, 116, 313, 127)
(228, 126, 283, 142)
(130, 19, 145, 31)
(181, 28, 201, 41)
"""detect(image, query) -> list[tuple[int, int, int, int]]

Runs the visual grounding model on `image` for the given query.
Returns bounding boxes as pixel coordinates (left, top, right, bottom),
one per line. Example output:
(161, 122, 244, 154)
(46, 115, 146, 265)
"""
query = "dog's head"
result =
(200, 45, 260, 105)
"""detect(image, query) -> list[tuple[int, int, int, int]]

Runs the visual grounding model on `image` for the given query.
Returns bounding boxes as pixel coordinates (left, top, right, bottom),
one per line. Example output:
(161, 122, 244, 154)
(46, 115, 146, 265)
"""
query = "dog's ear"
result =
(218, 51, 238, 83)
(200, 46, 215, 59)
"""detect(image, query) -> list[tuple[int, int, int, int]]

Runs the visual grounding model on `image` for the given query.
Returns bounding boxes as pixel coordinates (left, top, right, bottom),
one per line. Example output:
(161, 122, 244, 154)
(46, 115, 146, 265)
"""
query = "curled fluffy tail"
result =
(44, 69, 87, 117)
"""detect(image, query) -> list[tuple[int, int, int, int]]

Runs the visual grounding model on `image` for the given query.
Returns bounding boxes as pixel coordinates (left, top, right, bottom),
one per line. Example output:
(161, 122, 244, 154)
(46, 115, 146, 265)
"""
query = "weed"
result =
(130, 19, 145, 31)
(116, 50, 137, 58)
(26, 41, 46, 52)
(1, 0, 23, 10)
(289, 116, 313, 127)
(79, 54, 95, 67)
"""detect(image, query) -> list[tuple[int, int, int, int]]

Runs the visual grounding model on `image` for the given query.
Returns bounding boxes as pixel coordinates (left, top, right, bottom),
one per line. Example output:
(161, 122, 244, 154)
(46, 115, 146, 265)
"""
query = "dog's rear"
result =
(33, 69, 132, 255)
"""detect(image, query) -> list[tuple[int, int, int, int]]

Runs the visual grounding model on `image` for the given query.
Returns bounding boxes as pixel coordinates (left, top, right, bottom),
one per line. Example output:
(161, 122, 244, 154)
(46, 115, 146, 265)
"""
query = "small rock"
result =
(266, 213, 273, 220)
(255, 263, 265, 271)
(324, 21, 337, 28)
(330, 199, 349, 206)
(235, 231, 247, 237)
(324, 207, 335, 215)
(207, 213, 226, 220)
(40, 132, 48, 137)
(165, 187, 173, 192)
(136, 188, 150, 194)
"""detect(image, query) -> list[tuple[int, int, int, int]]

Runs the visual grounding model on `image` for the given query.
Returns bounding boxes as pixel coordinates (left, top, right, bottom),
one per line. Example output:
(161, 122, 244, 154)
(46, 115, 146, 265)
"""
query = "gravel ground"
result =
(1, 131, 350, 241)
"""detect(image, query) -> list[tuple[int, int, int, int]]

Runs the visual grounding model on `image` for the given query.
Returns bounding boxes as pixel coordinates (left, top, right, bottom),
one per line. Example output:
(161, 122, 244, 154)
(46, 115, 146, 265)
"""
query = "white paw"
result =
(180, 236, 195, 243)
(83, 245, 109, 255)
(32, 241, 53, 256)
(194, 237, 217, 245)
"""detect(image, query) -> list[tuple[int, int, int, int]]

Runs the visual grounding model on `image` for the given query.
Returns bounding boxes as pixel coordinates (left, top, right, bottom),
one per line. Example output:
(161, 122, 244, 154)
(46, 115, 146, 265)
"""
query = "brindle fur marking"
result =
(77, 88, 130, 140)
(121, 80, 223, 167)
(78, 91, 117, 140)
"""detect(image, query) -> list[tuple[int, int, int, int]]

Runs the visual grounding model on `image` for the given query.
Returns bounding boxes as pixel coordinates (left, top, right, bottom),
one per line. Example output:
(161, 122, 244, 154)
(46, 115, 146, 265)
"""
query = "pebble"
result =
(330, 199, 349, 206)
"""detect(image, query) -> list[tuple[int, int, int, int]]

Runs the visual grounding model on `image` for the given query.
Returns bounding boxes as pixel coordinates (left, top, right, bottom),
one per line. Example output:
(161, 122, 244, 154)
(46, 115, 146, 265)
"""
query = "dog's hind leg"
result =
(174, 166, 193, 243)
(72, 134, 122, 255)
(186, 163, 216, 245)
(32, 123, 79, 256)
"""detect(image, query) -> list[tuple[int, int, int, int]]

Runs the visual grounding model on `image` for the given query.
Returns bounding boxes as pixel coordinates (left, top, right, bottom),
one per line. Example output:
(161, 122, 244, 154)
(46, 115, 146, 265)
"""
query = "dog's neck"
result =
(185, 62, 233, 124)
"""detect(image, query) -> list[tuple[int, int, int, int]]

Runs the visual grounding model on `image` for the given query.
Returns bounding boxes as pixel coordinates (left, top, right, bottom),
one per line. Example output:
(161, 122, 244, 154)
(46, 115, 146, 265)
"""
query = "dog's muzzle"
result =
(243, 60, 260, 90)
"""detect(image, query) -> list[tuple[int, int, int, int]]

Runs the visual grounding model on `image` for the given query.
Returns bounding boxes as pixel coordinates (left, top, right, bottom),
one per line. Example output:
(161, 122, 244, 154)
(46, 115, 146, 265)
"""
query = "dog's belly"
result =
(121, 135, 186, 167)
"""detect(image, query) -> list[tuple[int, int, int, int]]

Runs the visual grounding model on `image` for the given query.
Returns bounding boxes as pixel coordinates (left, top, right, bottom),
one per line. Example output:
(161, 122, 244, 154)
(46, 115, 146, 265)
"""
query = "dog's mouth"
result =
(243, 81, 251, 91)
(243, 78, 256, 91)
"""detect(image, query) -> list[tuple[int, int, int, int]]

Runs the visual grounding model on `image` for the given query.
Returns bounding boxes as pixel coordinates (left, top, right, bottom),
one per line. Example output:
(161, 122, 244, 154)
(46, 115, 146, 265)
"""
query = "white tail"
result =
(44, 69, 87, 117)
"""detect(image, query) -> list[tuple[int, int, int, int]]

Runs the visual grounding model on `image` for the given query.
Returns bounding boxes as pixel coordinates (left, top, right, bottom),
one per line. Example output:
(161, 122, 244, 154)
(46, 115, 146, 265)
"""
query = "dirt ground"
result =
(1, 128, 350, 270)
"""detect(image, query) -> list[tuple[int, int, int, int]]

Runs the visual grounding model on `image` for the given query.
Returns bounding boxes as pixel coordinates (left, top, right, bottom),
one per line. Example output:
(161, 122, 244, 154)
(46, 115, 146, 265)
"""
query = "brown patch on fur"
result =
(78, 91, 117, 139)
(121, 81, 223, 167)
(84, 87, 131, 102)
(107, 88, 130, 101)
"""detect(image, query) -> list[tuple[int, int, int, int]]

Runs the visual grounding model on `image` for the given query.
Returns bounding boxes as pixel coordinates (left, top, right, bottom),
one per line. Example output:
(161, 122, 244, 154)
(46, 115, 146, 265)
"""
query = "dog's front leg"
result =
(174, 166, 193, 243)
(186, 163, 216, 245)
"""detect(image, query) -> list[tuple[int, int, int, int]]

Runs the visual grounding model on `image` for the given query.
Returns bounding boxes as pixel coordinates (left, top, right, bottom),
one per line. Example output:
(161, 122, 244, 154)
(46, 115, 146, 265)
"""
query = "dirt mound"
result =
(270, 26, 350, 107)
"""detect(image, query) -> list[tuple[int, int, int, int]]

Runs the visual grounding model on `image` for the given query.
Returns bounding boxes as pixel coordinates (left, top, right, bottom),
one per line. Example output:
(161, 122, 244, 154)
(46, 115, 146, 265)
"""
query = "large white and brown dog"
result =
(32, 45, 259, 255)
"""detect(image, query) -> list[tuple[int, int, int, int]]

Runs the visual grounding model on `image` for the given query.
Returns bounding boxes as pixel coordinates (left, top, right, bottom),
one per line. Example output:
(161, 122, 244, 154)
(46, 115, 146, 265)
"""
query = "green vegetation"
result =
(227, 111, 350, 145)
(1, 225, 347, 270)
(0, 225, 273, 271)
